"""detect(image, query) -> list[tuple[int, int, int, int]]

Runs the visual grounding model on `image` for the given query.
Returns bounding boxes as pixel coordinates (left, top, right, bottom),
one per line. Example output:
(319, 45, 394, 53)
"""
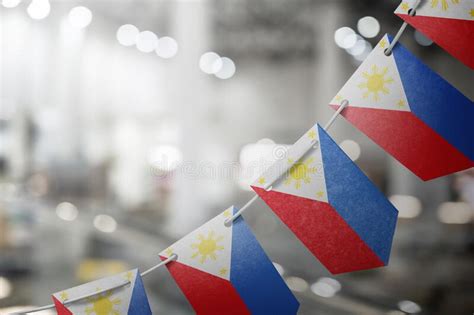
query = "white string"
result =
(140, 254, 177, 277)
(323, 99, 349, 130)
(384, 0, 421, 56)
(10, 254, 178, 315)
(224, 99, 349, 225)
(224, 194, 260, 226)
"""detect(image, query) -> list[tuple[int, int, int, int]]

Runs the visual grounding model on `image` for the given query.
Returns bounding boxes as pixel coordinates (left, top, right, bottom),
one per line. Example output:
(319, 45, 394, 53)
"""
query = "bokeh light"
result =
(136, 31, 158, 53)
(156, 36, 179, 59)
(93, 214, 117, 233)
(27, 0, 50, 20)
(68, 6, 92, 29)
(116, 24, 139, 46)
(285, 276, 309, 292)
(414, 30, 433, 47)
(311, 277, 341, 298)
(2, 0, 21, 8)
(334, 27, 356, 49)
(199, 52, 223, 74)
(55, 202, 79, 221)
(389, 195, 422, 219)
(339, 139, 361, 161)
(357, 16, 380, 38)
(215, 57, 236, 79)
(398, 300, 422, 313)
(353, 41, 373, 62)
(346, 36, 368, 56)
(437, 202, 473, 224)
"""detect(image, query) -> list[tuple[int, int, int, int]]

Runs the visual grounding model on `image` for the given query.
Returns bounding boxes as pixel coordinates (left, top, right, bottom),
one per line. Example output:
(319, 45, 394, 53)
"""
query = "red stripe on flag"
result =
(160, 257, 251, 315)
(252, 186, 385, 274)
(331, 105, 474, 180)
(52, 296, 73, 315)
(396, 13, 474, 69)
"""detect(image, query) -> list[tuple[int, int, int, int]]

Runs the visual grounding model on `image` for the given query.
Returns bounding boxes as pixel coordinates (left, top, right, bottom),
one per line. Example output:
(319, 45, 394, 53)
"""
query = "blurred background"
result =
(1, 0, 473, 314)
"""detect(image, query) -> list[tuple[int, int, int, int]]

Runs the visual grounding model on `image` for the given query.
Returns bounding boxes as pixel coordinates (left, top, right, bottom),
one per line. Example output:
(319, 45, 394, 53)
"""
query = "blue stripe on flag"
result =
(128, 272, 152, 315)
(390, 35, 474, 161)
(230, 207, 300, 315)
(318, 125, 398, 264)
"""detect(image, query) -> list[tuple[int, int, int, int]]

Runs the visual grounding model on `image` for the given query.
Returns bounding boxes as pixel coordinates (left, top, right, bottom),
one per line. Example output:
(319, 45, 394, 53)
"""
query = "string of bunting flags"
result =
(14, 0, 473, 314)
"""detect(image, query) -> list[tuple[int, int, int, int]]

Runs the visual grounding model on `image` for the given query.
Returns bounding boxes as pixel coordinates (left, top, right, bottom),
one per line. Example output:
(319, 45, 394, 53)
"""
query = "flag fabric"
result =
(52, 269, 152, 315)
(395, 0, 474, 69)
(329, 34, 474, 181)
(159, 206, 299, 315)
(251, 124, 398, 274)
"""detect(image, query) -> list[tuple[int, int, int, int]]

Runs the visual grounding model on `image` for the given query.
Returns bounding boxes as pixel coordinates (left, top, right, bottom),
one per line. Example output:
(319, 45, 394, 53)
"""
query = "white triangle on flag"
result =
(160, 208, 233, 280)
(331, 35, 410, 111)
(395, 0, 473, 20)
(330, 34, 411, 113)
(252, 125, 328, 203)
(52, 269, 138, 315)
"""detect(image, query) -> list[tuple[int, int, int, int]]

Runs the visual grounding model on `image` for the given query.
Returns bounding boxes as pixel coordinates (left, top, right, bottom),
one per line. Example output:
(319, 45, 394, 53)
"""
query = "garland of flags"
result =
(13, 0, 473, 314)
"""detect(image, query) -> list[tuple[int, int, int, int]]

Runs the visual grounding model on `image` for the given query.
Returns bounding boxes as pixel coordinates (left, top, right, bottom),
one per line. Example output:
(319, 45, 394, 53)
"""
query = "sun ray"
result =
(431, 0, 459, 10)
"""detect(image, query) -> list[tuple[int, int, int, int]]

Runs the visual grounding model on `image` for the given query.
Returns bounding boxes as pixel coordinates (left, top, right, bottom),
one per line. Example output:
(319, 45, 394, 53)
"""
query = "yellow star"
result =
(316, 191, 324, 198)
(124, 271, 133, 282)
(307, 130, 316, 140)
(219, 267, 228, 276)
(165, 247, 174, 256)
(401, 2, 410, 11)
(397, 99, 406, 108)
(258, 177, 266, 185)
(379, 39, 387, 49)
(335, 95, 343, 101)
(59, 291, 68, 301)
(223, 209, 231, 218)
(470, 8, 474, 18)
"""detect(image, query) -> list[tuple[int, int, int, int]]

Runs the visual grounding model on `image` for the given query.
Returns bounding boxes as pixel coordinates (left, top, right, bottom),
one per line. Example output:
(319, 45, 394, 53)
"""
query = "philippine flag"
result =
(329, 34, 474, 181)
(159, 206, 299, 315)
(395, 0, 474, 69)
(52, 269, 152, 315)
(251, 125, 398, 274)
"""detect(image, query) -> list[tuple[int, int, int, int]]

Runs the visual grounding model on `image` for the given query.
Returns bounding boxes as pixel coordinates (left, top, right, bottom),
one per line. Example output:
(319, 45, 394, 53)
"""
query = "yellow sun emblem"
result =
(191, 230, 225, 263)
(358, 64, 394, 101)
(400, 2, 410, 11)
(284, 157, 317, 189)
(431, 0, 459, 10)
(85, 290, 121, 315)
